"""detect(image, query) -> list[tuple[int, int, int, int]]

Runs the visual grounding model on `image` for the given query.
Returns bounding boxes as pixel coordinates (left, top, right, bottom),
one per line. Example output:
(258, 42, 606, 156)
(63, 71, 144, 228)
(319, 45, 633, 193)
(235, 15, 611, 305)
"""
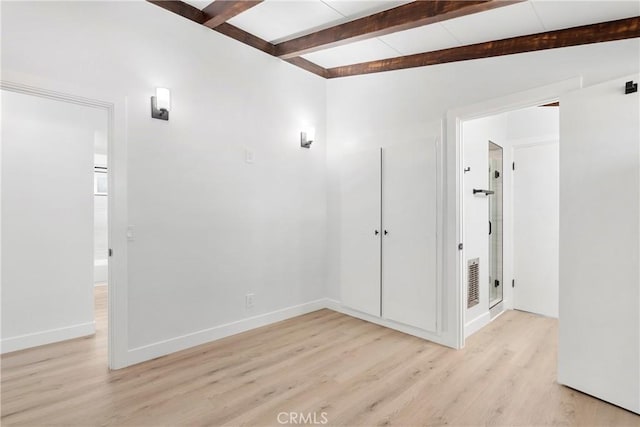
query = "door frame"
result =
(1, 78, 129, 369)
(488, 140, 504, 310)
(445, 77, 582, 348)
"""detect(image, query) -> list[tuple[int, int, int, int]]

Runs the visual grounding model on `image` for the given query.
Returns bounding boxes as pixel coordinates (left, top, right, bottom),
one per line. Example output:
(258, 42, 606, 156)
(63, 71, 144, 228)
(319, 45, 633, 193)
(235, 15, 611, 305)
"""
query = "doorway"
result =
(461, 103, 560, 337)
(453, 74, 639, 413)
(1, 87, 111, 365)
(93, 129, 109, 343)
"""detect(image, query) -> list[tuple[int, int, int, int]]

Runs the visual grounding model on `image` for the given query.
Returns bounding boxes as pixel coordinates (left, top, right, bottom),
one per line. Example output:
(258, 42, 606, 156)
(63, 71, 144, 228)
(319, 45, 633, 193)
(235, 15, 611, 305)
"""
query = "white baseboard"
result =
(1, 321, 95, 354)
(2, 298, 458, 367)
(94, 260, 108, 283)
(324, 298, 342, 311)
(325, 299, 456, 349)
(125, 298, 328, 367)
(465, 311, 491, 338)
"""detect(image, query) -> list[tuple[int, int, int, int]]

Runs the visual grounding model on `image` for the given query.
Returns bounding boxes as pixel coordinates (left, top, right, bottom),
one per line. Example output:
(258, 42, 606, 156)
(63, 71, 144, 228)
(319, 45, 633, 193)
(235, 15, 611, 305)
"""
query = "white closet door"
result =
(339, 148, 381, 316)
(558, 74, 640, 414)
(513, 142, 559, 318)
(382, 140, 438, 331)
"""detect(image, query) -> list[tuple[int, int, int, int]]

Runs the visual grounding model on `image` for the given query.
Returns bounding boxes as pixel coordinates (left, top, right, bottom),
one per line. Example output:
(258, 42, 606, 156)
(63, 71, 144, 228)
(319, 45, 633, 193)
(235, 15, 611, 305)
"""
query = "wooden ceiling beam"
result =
(201, 1, 264, 29)
(283, 57, 329, 79)
(213, 22, 276, 55)
(147, 0, 207, 24)
(274, 0, 524, 59)
(147, 2, 639, 80)
(146, 1, 328, 78)
(327, 16, 640, 78)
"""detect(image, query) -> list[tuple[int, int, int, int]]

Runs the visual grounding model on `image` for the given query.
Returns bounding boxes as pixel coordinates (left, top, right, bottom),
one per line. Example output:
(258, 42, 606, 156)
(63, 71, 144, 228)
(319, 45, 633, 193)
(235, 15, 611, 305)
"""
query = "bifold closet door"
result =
(382, 140, 438, 332)
(339, 148, 381, 316)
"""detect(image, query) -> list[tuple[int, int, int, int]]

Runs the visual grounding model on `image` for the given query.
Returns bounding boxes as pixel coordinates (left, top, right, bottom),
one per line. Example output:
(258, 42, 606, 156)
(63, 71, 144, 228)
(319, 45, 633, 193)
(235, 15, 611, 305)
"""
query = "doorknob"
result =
(374, 230, 379, 235)
(384, 230, 389, 235)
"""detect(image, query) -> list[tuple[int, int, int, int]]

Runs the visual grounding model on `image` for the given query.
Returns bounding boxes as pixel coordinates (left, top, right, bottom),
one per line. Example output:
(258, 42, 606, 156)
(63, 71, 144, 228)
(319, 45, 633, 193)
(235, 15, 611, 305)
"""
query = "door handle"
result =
(384, 230, 388, 236)
(374, 230, 379, 236)
(489, 221, 492, 236)
(473, 189, 495, 195)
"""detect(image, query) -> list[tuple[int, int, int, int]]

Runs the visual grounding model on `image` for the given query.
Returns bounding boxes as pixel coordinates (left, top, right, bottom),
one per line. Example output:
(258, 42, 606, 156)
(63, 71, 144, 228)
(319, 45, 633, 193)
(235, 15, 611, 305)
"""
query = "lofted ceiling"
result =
(151, 0, 640, 78)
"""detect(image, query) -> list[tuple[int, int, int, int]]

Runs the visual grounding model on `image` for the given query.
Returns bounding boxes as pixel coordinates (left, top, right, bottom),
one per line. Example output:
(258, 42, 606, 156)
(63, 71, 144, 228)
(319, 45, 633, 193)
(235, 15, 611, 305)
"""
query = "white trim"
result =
(1, 75, 129, 370)
(326, 299, 453, 348)
(94, 259, 108, 283)
(1, 322, 95, 354)
(126, 296, 460, 368)
(435, 128, 444, 335)
(509, 135, 559, 148)
(446, 77, 582, 348)
(464, 312, 491, 338)
(126, 299, 328, 367)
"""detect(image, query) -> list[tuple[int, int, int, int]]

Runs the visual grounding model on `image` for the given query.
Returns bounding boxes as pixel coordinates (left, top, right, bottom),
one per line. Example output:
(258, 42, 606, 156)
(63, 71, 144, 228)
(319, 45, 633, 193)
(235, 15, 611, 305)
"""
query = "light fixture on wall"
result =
(151, 88, 170, 121)
(300, 126, 315, 148)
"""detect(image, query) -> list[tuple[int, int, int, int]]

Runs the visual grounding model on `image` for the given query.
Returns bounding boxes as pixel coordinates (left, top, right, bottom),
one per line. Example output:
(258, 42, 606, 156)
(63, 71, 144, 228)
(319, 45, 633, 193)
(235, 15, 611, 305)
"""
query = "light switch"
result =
(245, 148, 255, 164)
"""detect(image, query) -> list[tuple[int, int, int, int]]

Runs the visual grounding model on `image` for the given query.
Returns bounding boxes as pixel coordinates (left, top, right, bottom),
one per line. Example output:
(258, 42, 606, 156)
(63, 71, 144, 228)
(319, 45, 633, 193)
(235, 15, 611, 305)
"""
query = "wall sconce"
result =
(151, 88, 170, 121)
(300, 127, 315, 148)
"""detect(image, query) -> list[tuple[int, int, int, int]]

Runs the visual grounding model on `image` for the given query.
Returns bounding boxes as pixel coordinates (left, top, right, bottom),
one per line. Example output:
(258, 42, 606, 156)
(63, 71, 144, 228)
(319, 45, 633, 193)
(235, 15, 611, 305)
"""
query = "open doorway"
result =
(461, 103, 560, 338)
(1, 88, 109, 364)
(452, 75, 639, 413)
(93, 127, 109, 345)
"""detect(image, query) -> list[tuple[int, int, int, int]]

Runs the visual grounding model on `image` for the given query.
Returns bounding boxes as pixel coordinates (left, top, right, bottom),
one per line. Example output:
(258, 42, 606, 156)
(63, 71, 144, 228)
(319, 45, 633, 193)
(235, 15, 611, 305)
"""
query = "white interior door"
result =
(339, 148, 381, 316)
(382, 140, 438, 332)
(558, 74, 640, 414)
(513, 142, 559, 318)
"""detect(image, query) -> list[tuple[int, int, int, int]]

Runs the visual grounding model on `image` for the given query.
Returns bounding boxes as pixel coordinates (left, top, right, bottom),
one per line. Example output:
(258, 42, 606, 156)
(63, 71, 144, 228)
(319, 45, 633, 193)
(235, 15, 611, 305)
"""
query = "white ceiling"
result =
(183, 0, 214, 10)
(304, 37, 401, 68)
(440, 1, 545, 46)
(230, 1, 345, 42)
(227, 0, 411, 43)
(184, 0, 640, 69)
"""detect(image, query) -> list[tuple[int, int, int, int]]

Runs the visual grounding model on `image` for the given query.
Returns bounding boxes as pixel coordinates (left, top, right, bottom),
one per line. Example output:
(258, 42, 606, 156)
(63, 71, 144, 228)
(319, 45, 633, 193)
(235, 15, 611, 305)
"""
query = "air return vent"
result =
(467, 258, 480, 308)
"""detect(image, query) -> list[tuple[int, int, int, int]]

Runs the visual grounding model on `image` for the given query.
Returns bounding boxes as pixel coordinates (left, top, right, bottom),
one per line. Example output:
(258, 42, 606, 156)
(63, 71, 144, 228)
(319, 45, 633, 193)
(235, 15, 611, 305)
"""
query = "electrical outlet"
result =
(245, 293, 255, 309)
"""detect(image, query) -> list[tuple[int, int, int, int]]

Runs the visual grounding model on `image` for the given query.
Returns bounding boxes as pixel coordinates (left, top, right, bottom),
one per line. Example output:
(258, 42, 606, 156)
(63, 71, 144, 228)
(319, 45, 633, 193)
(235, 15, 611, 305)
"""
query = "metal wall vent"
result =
(467, 258, 480, 308)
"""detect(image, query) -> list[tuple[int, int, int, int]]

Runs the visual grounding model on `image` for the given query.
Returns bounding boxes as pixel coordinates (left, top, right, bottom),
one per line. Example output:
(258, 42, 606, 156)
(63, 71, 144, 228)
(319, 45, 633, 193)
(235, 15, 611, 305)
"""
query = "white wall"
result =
(462, 114, 507, 336)
(506, 106, 560, 141)
(327, 40, 639, 347)
(1, 1, 327, 362)
(1, 90, 106, 352)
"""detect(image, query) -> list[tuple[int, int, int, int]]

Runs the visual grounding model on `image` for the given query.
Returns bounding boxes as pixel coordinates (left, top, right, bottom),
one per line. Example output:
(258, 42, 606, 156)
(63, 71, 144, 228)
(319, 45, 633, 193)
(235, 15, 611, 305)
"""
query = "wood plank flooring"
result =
(2, 287, 639, 426)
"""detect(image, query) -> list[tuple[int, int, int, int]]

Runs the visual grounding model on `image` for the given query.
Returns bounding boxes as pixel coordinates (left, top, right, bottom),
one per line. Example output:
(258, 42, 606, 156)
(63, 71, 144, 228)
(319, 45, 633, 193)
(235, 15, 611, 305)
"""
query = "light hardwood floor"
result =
(2, 287, 638, 426)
